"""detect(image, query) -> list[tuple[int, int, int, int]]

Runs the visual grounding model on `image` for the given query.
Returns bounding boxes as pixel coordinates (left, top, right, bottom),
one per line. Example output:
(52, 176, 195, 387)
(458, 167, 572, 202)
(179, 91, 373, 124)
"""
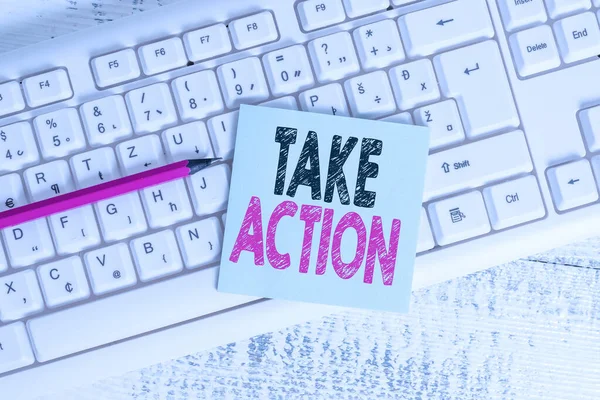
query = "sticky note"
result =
(217, 105, 429, 313)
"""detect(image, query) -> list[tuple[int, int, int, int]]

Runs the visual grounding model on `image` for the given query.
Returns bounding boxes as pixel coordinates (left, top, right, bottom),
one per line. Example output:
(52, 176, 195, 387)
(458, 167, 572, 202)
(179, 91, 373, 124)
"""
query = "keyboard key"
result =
(176, 217, 223, 269)
(162, 121, 214, 163)
(417, 207, 434, 253)
(91, 49, 141, 88)
(48, 205, 101, 255)
(187, 163, 230, 216)
(172, 70, 224, 122)
(260, 96, 299, 110)
(343, 0, 389, 18)
(392, 0, 418, 4)
(398, 0, 494, 58)
(38, 257, 90, 308)
(81, 95, 133, 146)
(0, 243, 7, 273)
(0, 270, 44, 322)
(230, 11, 278, 50)
(389, 59, 440, 110)
(424, 130, 533, 202)
(554, 12, 600, 64)
(141, 180, 193, 228)
(0, 81, 25, 117)
(0, 122, 40, 173)
(116, 134, 166, 175)
(139, 37, 187, 75)
(299, 83, 350, 116)
(70, 147, 121, 189)
(22, 69, 72, 108)
(0, 323, 35, 374)
(183, 23, 232, 62)
(345, 71, 396, 119)
(414, 100, 465, 150)
(428, 191, 490, 246)
(125, 83, 178, 134)
(131, 230, 183, 282)
(434, 40, 520, 138)
(497, 0, 547, 31)
(27, 267, 252, 362)
(34, 108, 86, 160)
(84, 244, 137, 296)
(509, 25, 561, 77)
(547, 159, 598, 211)
(298, 0, 346, 31)
(546, 0, 591, 19)
(308, 32, 360, 83)
(207, 111, 239, 159)
(380, 112, 413, 125)
(95, 193, 147, 242)
(354, 19, 405, 71)
(2, 220, 55, 268)
(24, 160, 75, 201)
(483, 176, 545, 230)
(0, 173, 26, 213)
(263, 45, 315, 97)
(217, 57, 270, 108)
(579, 105, 600, 152)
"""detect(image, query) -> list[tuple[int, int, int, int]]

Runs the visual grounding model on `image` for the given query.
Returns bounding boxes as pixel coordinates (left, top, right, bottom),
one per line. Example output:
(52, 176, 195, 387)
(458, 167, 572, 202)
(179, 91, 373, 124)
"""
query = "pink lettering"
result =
(331, 212, 367, 280)
(298, 205, 322, 273)
(363, 217, 401, 286)
(229, 196, 265, 265)
(266, 200, 298, 269)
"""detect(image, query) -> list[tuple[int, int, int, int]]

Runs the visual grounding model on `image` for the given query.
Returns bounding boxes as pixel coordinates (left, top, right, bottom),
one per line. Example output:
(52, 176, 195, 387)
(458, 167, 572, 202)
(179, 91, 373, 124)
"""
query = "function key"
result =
(138, 37, 187, 76)
(0, 81, 25, 117)
(229, 11, 278, 50)
(22, 69, 72, 108)
(545, 0, 591, 19)
(183, 24, 232, 62)
(509, 25, 561, 77)
(297, 0, 346, 31)
(554, 11, 600, 64)
(497, 0, 547, 32)
(91, 49, 141, 88)
(342, 0, 389, 18)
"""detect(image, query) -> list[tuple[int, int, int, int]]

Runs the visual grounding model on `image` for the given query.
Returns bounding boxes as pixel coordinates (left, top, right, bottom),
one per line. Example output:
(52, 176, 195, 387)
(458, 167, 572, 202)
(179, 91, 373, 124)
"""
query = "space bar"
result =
(28, 267, 256, 362)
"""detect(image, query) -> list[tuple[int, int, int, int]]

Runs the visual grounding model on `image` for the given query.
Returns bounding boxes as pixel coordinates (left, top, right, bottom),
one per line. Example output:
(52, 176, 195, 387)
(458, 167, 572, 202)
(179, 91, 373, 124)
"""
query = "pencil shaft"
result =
(0, 160, 190, 230)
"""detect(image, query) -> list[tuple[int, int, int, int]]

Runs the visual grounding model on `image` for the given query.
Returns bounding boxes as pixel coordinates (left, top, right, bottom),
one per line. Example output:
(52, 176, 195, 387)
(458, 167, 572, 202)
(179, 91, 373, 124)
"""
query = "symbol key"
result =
(263, 45, 315, 97)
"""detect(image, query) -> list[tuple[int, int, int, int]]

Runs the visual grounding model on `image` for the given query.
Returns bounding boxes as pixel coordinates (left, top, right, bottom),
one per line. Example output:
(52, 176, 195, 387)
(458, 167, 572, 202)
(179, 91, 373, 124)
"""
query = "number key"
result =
(0, 122, 40, 173)
(172, 70, 224, 122)
(80, 95, 132, 146)
(125, 83, 178, 134)
(263, 45, 315, 97)
(34, 108, 86, 160)
(216, 57, 269, 109)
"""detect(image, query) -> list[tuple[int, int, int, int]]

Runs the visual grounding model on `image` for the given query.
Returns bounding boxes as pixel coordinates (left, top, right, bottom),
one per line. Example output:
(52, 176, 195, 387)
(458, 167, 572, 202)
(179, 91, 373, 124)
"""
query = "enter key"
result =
(423, 130, 533, 202)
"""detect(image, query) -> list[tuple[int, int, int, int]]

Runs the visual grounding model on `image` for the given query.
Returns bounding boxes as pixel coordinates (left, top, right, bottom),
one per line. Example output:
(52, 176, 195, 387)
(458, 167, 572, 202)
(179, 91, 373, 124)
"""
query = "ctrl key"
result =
(547, 159, 598, 211)
(0, 322, 35, 374)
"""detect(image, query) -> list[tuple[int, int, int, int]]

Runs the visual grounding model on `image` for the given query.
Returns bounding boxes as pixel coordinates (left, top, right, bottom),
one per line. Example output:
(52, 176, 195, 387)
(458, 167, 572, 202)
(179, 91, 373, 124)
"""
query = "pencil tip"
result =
(187, 158, 222, 175)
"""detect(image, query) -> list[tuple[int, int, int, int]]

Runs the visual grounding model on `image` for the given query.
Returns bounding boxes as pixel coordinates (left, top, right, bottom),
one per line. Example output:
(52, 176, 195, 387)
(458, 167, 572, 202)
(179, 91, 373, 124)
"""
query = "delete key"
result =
(217, 105, 429, 313)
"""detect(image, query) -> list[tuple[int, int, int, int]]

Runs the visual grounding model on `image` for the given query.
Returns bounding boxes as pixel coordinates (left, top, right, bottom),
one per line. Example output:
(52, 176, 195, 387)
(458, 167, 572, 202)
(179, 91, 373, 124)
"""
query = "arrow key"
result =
(38, 257, 90, 308)
(547, 159, 598, 212)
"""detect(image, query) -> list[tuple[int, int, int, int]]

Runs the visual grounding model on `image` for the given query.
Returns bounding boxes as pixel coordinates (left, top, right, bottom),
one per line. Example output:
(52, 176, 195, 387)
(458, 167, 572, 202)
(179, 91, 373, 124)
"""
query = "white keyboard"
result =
(3, 0, 600, 397)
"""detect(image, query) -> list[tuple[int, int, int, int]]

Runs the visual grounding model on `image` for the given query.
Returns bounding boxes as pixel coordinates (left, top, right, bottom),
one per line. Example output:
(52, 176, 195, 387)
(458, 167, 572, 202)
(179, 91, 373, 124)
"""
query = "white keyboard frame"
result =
(2, 0, 600, 397)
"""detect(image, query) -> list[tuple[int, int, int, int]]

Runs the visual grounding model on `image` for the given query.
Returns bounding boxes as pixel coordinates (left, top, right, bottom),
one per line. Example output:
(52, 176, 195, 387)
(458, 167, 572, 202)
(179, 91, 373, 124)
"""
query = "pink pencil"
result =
(0, 158, 219, 230)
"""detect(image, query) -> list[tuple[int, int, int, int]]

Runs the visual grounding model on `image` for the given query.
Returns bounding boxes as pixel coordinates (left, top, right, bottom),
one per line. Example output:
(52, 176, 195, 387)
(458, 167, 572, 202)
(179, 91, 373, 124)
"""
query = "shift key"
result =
(423, 130, 533, 202)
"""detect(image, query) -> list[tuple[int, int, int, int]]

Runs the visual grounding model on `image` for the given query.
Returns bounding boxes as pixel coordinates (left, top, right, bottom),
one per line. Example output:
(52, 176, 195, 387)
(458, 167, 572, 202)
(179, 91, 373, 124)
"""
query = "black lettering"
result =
(152, 190, 163, 202)
(143, 242, 153, 254)
(354, 138, 382, 208)
(286, 131, 321, 200)
(35, 172, 46, 184)
(274, 127, 297, 195)
(60, 216, 68, 228)
(324, 135, 358, 205)
(188, 228, 199, 241)
(12, 228, 23, 240)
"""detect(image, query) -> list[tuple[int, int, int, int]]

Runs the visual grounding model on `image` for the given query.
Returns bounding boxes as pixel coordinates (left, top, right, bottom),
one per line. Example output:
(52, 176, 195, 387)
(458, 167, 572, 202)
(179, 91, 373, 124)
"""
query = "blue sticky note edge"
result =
(217, 104, 430, 313)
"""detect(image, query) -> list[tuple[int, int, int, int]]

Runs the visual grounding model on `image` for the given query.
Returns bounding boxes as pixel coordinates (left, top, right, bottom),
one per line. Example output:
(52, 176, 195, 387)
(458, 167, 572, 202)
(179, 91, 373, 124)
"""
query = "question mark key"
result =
(308, 32, 360, 82)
